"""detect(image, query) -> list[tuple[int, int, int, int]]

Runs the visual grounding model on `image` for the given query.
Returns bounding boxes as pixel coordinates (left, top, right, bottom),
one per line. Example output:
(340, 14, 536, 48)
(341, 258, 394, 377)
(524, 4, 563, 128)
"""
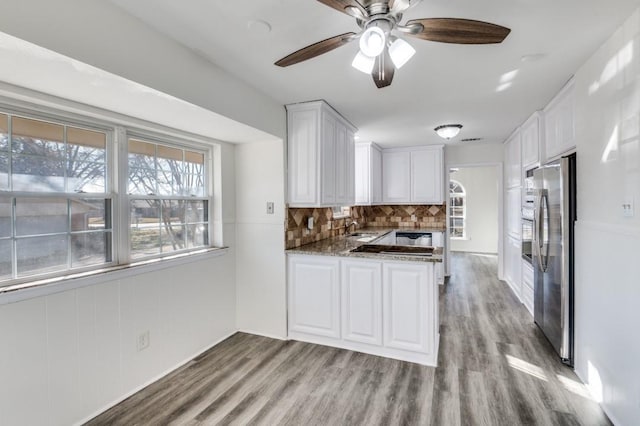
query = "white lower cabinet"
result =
(383, 262, 434, 354)
(288, 256, 340, 338)
(431, 231, 445, 285)
(521, 261, 534, 316)
(341, 260, 382, 345)
(287, 254, 439, 366)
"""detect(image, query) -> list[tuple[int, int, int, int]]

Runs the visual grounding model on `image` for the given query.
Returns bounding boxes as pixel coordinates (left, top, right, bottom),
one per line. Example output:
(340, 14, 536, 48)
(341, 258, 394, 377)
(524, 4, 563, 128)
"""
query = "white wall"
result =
(0, 240, 237, 426)
(235, 141, 287, 339)
(445, 142, 504, 166)
(0, 0, 285, 140)
(573, 8, 640, 425)
(450, 166, 499, 253)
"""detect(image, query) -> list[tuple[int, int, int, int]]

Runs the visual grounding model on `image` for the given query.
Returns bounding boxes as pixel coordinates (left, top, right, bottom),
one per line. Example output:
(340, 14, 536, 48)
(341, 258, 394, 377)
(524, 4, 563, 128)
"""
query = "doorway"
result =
(446, 165, 501, 276)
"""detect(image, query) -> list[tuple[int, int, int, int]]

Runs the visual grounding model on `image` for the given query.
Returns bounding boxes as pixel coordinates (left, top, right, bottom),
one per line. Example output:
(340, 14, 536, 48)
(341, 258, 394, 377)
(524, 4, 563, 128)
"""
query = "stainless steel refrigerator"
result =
(533, 154, 576, 366)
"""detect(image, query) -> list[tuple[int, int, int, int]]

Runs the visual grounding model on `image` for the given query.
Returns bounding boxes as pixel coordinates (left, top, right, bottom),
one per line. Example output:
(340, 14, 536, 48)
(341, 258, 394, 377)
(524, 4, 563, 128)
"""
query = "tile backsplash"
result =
(286, 204, 446, 249)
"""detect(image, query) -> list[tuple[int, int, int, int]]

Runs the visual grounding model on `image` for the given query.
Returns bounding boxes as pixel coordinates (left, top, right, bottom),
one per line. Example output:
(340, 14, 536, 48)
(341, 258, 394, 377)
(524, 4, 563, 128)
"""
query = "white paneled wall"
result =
(235, 140, 287, 339)
(0, 253, 237, 426)
(573, 8, 640, 425)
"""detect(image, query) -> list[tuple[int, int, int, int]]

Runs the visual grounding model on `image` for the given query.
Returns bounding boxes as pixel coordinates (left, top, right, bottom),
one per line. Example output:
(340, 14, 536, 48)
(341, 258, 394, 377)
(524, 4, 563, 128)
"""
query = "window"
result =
(1, 113, 112, 282)
(449, 180, 466, 239)
(332, 206, 351, 219)
(127, 138, 209, 259)
(0, 107, 215, 289)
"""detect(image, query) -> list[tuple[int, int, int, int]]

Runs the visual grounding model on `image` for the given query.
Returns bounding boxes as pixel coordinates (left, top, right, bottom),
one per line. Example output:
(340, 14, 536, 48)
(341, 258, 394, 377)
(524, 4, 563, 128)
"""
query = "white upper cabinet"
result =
(543, 79, 575, 162)
(355, 142, 382, 205)
(287, 101, 357, 207)
(382, 145, 444, 204)
(521, 112, 540, 169)
(505, 132, 522, 189)
(382, 150, 411, 203)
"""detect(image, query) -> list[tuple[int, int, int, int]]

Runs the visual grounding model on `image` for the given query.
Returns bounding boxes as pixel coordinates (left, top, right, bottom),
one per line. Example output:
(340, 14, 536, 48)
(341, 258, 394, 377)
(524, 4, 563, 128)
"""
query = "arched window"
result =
(449, 180, 466, 239)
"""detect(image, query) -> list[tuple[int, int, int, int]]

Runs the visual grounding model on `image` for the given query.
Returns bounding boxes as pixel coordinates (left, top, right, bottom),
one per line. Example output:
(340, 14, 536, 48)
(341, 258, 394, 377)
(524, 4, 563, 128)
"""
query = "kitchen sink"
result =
(350, 244, 434, 256)
(348, 232, 379, 237)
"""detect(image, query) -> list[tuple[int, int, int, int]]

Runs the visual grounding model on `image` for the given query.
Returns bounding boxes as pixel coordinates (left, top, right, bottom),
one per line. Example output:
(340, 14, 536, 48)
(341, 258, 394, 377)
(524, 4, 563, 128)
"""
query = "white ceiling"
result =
(107, 0, 640, 148)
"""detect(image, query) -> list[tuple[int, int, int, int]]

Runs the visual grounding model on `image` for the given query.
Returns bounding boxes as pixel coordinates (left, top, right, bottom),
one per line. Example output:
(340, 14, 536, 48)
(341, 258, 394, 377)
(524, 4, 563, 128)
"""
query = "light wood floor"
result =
(87, 253, 610, 426)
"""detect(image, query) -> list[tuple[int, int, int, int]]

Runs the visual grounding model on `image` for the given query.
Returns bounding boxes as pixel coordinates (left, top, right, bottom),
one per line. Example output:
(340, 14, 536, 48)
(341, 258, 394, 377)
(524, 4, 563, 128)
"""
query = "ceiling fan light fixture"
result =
(352, 51, 375, 74)
(359, 26, 386, 58)
(435, 124, 463, 139)
(389, 37, 416, 69)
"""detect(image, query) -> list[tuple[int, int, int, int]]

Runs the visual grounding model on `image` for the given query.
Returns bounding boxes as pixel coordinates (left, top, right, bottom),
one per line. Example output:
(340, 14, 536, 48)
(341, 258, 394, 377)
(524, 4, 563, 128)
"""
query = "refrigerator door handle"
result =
(541, 192, 550, 272)
(535, 190, 545, 272)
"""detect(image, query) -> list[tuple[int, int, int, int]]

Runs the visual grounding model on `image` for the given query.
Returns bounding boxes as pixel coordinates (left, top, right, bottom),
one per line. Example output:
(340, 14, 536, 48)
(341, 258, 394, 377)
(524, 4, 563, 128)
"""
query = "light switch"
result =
(266, 202, 275, 214)
(623, 197, 634, 218)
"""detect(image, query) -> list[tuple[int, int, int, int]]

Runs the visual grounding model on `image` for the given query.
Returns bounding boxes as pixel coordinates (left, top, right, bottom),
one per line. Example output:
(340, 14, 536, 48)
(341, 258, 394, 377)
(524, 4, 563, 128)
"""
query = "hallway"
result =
(87, 253, 610, 425)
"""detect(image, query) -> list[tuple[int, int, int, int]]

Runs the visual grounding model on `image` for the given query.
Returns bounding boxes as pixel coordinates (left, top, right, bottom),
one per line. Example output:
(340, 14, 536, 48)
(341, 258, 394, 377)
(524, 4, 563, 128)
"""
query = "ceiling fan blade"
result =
(372, 48, 395, 88)
(405, 18, 511, 44)
(275, 32, 357, 67)
(316, 0, 367, 18)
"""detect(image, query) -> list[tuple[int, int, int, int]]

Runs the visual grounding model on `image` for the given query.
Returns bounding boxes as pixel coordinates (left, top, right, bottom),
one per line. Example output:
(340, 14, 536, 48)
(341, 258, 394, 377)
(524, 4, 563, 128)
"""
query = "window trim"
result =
(449, 180, 466, 240)
(0, 96, 221, 291)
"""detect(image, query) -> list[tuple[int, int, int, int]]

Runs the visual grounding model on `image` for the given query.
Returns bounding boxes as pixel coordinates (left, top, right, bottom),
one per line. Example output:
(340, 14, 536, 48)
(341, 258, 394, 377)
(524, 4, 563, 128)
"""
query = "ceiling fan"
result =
(274, 0, 511, 88)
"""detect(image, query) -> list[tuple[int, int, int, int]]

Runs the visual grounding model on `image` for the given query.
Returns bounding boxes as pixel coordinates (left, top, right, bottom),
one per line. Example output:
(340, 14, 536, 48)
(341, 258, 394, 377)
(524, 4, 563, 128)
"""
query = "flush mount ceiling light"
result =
(274, 1, 511, 89)
(435, 124, 463, 139)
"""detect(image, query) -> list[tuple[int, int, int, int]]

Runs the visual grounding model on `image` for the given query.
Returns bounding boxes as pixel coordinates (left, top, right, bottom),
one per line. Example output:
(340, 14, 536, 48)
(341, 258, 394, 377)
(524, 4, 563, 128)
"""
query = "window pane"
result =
(161, 200, 185, 225)
(157, 165, 180, 196)
(11, 156, 65, 192)
(186, 223, 208, 248)
(0, 239, 11, 280)
(161, 225, 185, 252)
(71, 232, 110, 267)
(0, 152, 7, 191)
(128, 166, 156, 195)
(16, 235, 68, 276)
(451, 207, 464, 217)
(0, 198, 10, 238)
(185, 200, 207, 223)
(452, 218, 464, 228)
(184, 151, 205, 196)
(71, 199, 108, 231)
(68, 161, 106, 193)
(0, 115, 7, 191)
(15, 198, 68, 236)
(130, 199, 161, 259)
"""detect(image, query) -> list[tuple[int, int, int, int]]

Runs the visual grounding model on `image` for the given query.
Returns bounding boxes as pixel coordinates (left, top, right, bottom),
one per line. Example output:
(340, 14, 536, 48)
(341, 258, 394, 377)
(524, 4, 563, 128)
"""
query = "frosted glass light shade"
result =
(389, 38, 416, 69)
(434, 124, 463, 139)
(359, 27, 386, 58)
(352, 51, 375, 74)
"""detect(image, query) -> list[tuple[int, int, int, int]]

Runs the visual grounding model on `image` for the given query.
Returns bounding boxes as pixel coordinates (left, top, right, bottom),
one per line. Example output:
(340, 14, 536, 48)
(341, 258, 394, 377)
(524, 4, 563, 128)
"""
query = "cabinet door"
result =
(521, 116, 539, 168)
(382, 151, 411, 203)
(383, 262, 434, 353)
(345, 128, 356, 205)
(288, 256, 340, 338)
(505, 134, 522, 188)
(544, 84, 575, 161)
(507, 187, 521, 238)
(321, 113, 337, 205)
(411, 148, 443, 203)
(287, 108, 318, 204)
(505, 236, 522, 298)
(371, 146, 383, 204)
(521, 261, 534, 316)
(355, 144, 371, 205)
(334, 123, 348, 205)
(341, 260, 382, 345)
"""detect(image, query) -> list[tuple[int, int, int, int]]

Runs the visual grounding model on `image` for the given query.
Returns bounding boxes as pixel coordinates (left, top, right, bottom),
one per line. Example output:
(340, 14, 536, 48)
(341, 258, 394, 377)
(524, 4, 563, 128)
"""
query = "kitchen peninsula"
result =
(286, 228, 442, 366)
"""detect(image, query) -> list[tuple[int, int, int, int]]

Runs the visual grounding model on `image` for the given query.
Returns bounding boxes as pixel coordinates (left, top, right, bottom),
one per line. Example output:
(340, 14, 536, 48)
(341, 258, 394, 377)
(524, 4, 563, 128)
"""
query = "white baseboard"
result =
(574, 368, 620, 426)
(237, 329, 288, 341)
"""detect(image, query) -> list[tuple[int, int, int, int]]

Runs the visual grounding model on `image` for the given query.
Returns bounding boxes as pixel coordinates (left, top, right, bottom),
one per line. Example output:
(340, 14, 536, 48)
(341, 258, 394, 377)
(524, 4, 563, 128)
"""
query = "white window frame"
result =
(449, 180, 466, 240)
(0, 98, 220, 293)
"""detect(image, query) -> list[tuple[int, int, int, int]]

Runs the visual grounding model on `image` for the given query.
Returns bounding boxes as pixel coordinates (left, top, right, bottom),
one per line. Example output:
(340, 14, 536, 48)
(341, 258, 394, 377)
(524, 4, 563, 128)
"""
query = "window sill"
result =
(0, 247, 228, 306)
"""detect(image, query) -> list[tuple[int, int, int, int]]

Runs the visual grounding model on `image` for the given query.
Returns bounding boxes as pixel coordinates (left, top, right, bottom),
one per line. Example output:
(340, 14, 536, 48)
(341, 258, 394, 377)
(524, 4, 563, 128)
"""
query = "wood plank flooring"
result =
(87, 253, 610, 426)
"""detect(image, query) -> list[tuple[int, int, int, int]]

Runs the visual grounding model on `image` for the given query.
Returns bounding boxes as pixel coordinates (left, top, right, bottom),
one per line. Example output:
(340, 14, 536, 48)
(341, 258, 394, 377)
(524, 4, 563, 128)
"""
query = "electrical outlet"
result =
(266, 202, 274, 214)
(622, 197, 634, 217)
(411, 214, 417, 221)
(137, 331, 150, 351)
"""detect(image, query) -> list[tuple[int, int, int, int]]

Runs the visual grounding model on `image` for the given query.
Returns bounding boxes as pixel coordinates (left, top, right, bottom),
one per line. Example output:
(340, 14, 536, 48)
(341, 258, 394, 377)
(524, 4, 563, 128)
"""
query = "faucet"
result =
(346, 221, 358, 235)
